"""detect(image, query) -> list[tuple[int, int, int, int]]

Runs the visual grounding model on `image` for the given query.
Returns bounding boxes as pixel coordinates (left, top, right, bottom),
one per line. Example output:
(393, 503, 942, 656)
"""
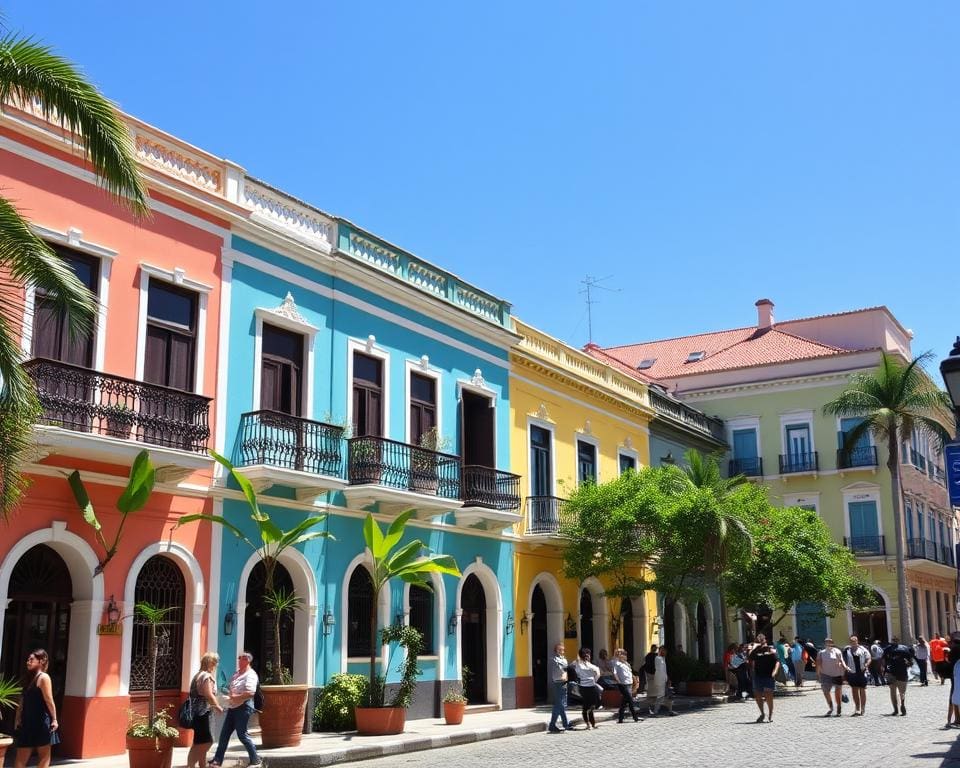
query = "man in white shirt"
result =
(613, 648, 640, 723)
(210, 652, 260, 768)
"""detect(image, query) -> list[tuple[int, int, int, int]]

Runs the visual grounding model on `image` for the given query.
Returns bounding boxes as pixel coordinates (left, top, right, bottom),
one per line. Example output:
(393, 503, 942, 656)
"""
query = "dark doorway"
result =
(461, 575, 487, 703)
(461, 390, 495, 468)
(852, 591, 888, 643)
(245, 561, 295, 679)
(531, 585, 548, 703)
(579, 590, 594, 651)
(621, 599, 634, 662)
(662, 597, 676, 654)
(1, 545, 72, 737)
(696, 602, 709, 661)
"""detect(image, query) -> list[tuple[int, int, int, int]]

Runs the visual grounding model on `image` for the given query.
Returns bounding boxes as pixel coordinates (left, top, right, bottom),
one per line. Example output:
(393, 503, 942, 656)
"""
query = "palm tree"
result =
(824, 351, 953, 641)
(0, 32, 148, 515)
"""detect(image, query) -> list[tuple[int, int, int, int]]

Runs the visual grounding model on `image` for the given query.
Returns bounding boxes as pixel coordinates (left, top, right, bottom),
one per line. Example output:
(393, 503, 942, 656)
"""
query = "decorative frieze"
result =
(408, 261, 447, 297)
(135, 135, 222, 193)
(243, 181, 334, 249)
(349, 233, 401, 273)
(454, 285, 502, 323)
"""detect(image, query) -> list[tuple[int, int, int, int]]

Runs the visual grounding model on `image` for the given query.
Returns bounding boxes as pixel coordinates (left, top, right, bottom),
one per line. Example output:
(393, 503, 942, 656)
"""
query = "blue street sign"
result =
(946, 442, 960, 508)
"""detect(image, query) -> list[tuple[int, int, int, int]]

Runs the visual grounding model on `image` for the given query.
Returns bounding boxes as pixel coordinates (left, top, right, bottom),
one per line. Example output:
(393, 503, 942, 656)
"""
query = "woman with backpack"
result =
(186, 652, 224, 768)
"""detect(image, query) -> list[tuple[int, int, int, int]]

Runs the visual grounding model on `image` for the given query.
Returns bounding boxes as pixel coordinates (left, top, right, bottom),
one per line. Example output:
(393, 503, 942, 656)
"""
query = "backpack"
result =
(253, 682, 265, 712)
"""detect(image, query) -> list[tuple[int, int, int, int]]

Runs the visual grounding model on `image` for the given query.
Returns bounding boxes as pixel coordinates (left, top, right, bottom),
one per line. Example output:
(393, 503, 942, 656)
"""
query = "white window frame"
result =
(617, 446, 639, 475)
(252, 306, 318, 419)
(725, 416, 761, 459)
(834, 416, 875, 447)
(456, 374, 498, 468)
(842, 485, 884, 541)
(782, 492, 820, 515)
(346, 337, 391, 438)
(780, 410, 815, 456)
(574, 432, 600, 485)
(135, 263, 212, 395)
(404, 358, 442, 446)
(526, 416, 557, 497)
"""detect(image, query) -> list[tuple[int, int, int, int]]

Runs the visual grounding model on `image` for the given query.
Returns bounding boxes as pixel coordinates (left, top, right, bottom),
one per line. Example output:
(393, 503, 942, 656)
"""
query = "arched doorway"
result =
(245, 561, 295, 678)
(662, 597, 676, 652)
(579, 589, 594, 650)
(696, 602, 709, 661)
(621, 600, 634, 660)
(461, 574, 487, 703)
(531, 585, 548, 703)
(130, 555, 185, 694)
(1, 545, 72, 734)
(852, 591, 888, 643)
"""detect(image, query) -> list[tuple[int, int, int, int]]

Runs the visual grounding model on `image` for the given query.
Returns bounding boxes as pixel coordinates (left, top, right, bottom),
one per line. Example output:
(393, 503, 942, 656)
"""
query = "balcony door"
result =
(732, 428, 758, 473)
(352, 353, 383, 438)
(785, 424, 810, 458)
(258, 323, 305, 469)
(461, 390, 494, 467)
(529, 426, 553, 530)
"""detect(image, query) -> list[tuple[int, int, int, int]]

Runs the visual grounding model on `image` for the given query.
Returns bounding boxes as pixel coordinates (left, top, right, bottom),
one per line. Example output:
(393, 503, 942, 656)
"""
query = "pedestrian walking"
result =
(643, 644, 658, 694)
(645, 646, 676, 716)
(775, 637, 791, 683)
(791, 637, 805, 688)
(913, 637, 930, 686)
(12, 649, 58, 768)
(208, 651, 260, 768)
(947, 636, 960, 727)
(881, 637, 915, 717)
(612, 649, 640, 723)
(869, 638, 886, 686)
(930, 633, 949, 685)
(186, 652, 224, 768)
(573, 648, 602, 729)
(730, 644, 752, 700)
(842, 636, 871, 716)
(723, 643, 738, 696)
(547, 642, 574, 733)
(748, 636, 779, 723)
(816, 638, 850, 717)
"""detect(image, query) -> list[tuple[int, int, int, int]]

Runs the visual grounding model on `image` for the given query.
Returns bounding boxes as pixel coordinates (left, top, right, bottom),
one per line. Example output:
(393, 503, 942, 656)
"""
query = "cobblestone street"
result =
(356, 685, 960, 768)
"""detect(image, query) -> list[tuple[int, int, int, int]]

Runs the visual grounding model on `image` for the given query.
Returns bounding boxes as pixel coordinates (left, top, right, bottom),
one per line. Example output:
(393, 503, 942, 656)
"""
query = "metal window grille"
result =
(347, 567, 373, 658)
(130, 555, 185, 691)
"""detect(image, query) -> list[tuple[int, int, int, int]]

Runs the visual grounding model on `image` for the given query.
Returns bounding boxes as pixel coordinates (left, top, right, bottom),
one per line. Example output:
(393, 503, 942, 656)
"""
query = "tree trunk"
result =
(149, 625, 157, 726)
(886, 422, 913, 641)
(717, 578, 730, 649)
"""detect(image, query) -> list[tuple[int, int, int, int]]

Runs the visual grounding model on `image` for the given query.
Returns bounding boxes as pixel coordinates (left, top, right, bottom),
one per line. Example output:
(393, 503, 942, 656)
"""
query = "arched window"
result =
(579, 589, 594, 650)
(409, 584, 434, 654)
(130, 555, 185, 691)
(347, 566, 373, 658)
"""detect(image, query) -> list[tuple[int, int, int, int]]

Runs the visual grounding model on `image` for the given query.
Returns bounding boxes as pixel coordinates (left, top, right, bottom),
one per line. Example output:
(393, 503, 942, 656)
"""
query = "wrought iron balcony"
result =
(778, 451, 819, 474)
(461, 466, 521, 511)
(24, 357, 211, 453)
(524, 496, 571, 536)
(907, 538, 955, 566)
(909, 448, 927, 471)
(347, 435, 460, 499)
(728, 457, 763, 477)
(837, 445, 878, 470)
(238, 411, 344, 477)
(843, 535, 886, 556)
(648, 388, 727, 443)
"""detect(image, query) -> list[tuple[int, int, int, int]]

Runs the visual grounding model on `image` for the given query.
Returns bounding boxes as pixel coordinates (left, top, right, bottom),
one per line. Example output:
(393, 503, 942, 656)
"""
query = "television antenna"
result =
(579, 274, 620, 344)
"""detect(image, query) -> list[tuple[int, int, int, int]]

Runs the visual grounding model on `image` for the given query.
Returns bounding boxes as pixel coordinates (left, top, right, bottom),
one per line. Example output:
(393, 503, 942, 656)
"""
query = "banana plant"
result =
(67, 449, 156, 574)
(176, 450, 333, 684)
(362, 509, 460, 706)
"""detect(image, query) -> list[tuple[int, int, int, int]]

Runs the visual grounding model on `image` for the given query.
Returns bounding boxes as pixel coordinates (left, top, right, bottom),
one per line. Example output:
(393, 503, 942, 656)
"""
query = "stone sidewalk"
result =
(62, 691, 744, 768)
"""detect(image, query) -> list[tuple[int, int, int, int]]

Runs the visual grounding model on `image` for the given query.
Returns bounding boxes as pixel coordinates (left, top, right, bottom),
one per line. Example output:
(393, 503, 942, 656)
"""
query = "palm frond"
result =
(0, 35, 148, 215)
(0, 303, 39, 516)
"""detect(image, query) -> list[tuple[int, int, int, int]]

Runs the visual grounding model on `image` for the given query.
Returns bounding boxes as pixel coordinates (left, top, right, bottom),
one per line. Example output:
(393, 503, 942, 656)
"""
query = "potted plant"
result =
(349, 436, 384, 485)
(177, 450, 333, 748)
(103, 402, 136, 438)
(126, 602, 179, 768)
(441, 680, 467, 725)
(0, 677, 23, 763)
(409, 427, 450, 495)
(354, 510, 460, 735)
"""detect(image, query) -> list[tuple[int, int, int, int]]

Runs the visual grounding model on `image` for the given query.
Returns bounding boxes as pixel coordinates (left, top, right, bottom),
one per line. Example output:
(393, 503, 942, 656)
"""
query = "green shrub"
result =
(314, 674, 369, 731)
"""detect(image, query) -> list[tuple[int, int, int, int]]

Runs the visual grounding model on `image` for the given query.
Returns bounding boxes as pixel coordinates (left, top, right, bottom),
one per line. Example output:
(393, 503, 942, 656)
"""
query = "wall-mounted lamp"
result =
(106, 595, 120, 625)
(505, 611, 515, 635)
(323, 609, 336, 636)
(448, 613, 459, 635)
(519, 610, 530, 635)
(223, 604, 236, 636)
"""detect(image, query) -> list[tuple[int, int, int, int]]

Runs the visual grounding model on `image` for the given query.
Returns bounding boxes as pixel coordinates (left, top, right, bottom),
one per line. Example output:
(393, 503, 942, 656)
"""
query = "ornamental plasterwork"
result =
(471, 368, 487, 389)
(623, 436, 634, 450)
(350, 234, 401, 274)
(244, 181, 333, 245)
(533, 403, 552, 421)
(135, 135, 222, 193)
(265, 293, 310, 327)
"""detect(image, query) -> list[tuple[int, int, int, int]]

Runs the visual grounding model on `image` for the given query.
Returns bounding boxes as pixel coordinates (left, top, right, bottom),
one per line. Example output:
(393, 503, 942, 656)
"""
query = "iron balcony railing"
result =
(24, 357, 211, 453)
(729, 457, 763, 477)
(347, 435, 461, 499)
(238, 410, 344, 476)
(907, 538, 956, 566)
(837, 445, 878, 470)
(778, 451, 819, 474)
(843, 535, 886, 556)
(647, 388, 727, 443)
(909, 448, 927, 472)
(525, 496, 572, 535)
(461, 465, 521, 511)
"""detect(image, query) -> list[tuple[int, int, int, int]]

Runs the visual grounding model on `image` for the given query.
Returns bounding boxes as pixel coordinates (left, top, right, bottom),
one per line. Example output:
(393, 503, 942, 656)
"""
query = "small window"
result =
(637, 358, 657, 370)
(619, 453, 636, 475)
(409, 585, 434, 655)
(577, 440, 597, 484)
(686, 351, 705, 363)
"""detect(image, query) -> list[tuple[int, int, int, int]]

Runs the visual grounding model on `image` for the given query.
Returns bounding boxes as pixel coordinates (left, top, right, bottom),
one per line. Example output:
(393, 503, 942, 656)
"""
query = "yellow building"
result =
(509, 319, 657, 707)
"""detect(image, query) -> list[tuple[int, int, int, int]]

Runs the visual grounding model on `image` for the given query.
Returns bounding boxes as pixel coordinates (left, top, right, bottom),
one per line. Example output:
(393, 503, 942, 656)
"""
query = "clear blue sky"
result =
(7, 2, 959, 363)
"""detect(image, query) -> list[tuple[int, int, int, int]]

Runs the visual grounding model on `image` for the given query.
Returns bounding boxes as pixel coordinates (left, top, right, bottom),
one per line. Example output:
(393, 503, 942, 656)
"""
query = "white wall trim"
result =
(456, 559, 504, 707)
(526, 416, 557, 496)
(341, 553, 390, 674)
(404, 358, 443, 445)
(252, 307, 319, 419)
(779, 410, 816, 456)
(31, 224, 119, 262)
(782, 492, 820, 514)
(346, 337, 391, 438)
(213, 251, 233, 464)
(526, 572, 564, 678)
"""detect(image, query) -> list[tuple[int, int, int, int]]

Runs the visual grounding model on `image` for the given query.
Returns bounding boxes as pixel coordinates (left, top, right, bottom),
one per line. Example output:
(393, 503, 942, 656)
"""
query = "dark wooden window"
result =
(619, 453, 636, 475)
(409, 585, 434, 655)
(347, 566, 374, 657)
(144, 280, 197, 392)
(31, 247, 98, 367)
(130, 555, 185, 692)
(260, 324, 304, 416)
(577, 440, 597, 484)
(352, 353, 383, 437)
(461, 390, 494, 468)
(530, 426, 552, 496)
(409, 373, 436, 445)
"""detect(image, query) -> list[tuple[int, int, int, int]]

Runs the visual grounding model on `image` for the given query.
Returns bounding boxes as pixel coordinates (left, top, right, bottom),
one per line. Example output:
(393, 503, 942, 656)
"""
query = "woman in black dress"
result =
(186, 651, 224, 768)
(14, 649, 58, 768)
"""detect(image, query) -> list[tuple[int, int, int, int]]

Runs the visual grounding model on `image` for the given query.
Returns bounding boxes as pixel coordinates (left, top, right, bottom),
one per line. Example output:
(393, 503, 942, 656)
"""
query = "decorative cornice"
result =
(243, 180, 334, 251)
(135, 134, 222, 193)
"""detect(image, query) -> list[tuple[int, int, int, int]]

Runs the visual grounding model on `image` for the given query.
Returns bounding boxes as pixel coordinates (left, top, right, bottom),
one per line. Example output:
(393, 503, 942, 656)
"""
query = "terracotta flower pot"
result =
(0, 736, 13, 765)
(125, 735, 175, 768)
(354, 706, 406, 735)
(443, 700, 465, 725)
(685, 680, 713, 697)
(258, 684, 309, 748)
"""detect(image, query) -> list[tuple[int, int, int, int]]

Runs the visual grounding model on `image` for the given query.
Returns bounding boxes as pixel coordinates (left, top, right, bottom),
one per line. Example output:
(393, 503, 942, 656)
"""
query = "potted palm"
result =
(354, 510, 460, 735)
(409, 427, 450, 495)
(126, 603, 179, 768)
(177, 451, 333, 748)
(0, 677, 22, 762)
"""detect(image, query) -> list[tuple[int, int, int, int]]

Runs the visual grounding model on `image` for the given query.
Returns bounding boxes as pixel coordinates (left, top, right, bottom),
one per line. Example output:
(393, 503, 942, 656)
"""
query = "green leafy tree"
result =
(823, 351, 953, 640)
(67, 449, 156, 574)
(725, 505, 873, 631)
(0, 31, 148, 516)
(177, 451, 333, 683)
(361, 510, 460, 707)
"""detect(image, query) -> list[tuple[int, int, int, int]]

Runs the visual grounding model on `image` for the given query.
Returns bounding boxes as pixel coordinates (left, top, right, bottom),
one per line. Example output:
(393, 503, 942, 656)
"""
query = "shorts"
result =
(754, 675, 776, 692)
(820, 676, 844, 692)
(888, 678, 907, 695)
(847, 672, 868, 688)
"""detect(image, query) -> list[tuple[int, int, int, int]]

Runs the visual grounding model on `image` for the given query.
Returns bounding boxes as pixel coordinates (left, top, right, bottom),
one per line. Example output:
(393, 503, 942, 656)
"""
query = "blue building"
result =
(213, 178, 521, 718)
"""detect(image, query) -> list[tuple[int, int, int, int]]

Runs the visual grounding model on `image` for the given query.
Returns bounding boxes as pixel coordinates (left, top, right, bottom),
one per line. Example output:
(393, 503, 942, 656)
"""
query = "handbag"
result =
(177, 696, 195, 728)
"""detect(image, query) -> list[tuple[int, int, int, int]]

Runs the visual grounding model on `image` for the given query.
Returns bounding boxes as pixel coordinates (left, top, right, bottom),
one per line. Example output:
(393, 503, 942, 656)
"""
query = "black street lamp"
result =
(940, 337, 960, 438)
